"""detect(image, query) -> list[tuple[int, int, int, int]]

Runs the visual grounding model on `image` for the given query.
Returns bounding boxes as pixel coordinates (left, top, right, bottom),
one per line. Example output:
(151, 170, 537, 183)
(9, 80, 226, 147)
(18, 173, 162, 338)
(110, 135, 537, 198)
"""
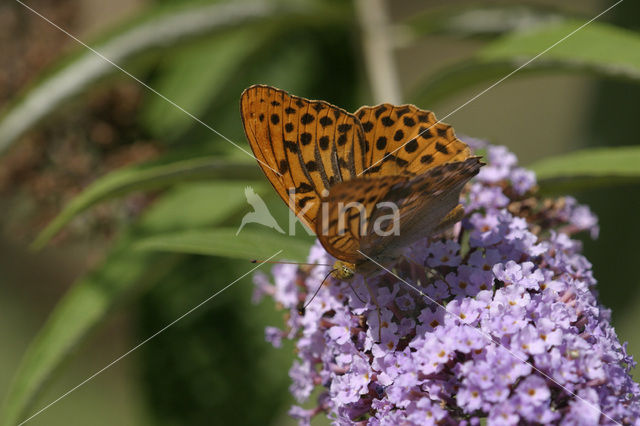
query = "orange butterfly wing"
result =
(355, 103, 470, 176)
(240, 85, 368, 230)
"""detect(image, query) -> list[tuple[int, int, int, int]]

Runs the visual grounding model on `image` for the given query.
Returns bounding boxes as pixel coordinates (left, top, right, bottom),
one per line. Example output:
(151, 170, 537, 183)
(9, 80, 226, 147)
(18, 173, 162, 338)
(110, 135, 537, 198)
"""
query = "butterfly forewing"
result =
(355, 104, 471, 176)
(241, 85, 366, 230)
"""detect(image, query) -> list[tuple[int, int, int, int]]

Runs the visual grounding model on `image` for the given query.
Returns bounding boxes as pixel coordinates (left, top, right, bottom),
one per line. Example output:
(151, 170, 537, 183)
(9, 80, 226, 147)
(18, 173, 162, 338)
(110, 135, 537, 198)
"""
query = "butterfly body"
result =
(240, 85, 482, 277)
(332, 260, 356, 280)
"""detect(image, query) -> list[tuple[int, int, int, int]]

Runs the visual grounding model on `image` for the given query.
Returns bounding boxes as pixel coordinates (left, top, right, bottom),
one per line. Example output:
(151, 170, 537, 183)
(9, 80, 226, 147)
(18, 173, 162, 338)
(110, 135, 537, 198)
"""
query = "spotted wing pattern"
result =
(240, 85, 368, 230)
(355, 104, 470, 176)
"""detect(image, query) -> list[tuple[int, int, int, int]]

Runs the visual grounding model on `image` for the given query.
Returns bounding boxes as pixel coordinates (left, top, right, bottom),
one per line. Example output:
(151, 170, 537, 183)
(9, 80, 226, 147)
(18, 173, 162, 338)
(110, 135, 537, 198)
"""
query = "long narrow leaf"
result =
(532, 146, 640, 194)
(31, 157, 261, 250)
(140, 28, 261, 141)
(404, 4, 567, 38)
(479, 20, 640, 79)
(411, 21, 640, 106)
(136, 228, 312, 262)
(0, 1, 279, 155)
(0, 247, 180, 426)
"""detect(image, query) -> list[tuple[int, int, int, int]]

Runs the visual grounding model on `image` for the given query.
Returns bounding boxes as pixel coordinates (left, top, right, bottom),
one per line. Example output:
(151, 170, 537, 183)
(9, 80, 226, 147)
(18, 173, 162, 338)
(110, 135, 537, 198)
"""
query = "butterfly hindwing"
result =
(315, 174, 409, 264)
(360, 157, 483, 259)
(317, 157, 482, 263)
(241, 85, 367, 230)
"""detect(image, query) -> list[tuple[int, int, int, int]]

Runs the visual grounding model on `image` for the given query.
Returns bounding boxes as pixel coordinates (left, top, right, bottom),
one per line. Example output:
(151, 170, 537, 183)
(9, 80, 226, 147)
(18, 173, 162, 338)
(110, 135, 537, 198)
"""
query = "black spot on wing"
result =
(297, 182, 314, 193)
(435, 142, 449, 154)
(301, 113, 315, 124)
(375, 105, 388, 118)
(418, 113, 432, 122)
(418, 126, 432, 139)
(300, 133, 312, 145)
(381, 116, 394, 127)
(404, 139, 418, 152)
(284, 141, 298, 153)
(420, 154, 433, 164)
(319, 136, 330, 150)
(319, 116, 334, 127)
(298, 196, 314, 208)
(395, 107, 411, 117)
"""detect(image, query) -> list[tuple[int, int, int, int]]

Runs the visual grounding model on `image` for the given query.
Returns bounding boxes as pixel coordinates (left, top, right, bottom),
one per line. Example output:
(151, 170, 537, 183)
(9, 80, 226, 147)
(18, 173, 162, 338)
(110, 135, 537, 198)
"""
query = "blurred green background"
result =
(1, 0, 639, 424)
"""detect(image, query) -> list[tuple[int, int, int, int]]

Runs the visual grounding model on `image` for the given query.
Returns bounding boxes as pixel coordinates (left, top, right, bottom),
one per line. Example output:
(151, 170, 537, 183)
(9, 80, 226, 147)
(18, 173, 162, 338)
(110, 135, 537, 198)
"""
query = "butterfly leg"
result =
(433, 204, 465, 234)
(364, 278, 382, 343)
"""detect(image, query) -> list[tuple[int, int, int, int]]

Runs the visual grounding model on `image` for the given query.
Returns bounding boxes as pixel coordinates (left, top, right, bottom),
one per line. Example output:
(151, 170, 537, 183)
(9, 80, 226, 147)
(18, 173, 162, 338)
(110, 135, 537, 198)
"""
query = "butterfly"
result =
(240, 84, 482, 280)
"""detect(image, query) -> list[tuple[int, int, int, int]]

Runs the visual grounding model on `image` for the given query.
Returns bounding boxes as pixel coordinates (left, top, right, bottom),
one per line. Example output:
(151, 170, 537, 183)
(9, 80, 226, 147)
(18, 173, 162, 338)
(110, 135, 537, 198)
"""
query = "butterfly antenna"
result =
(346, 281, 367, 304)
(300, 268, 337, 314)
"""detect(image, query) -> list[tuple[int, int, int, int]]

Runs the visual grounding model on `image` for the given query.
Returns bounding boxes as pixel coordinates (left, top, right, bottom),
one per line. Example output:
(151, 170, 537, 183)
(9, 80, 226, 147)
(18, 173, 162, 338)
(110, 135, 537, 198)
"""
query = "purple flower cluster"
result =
(253, 141, 640, 425)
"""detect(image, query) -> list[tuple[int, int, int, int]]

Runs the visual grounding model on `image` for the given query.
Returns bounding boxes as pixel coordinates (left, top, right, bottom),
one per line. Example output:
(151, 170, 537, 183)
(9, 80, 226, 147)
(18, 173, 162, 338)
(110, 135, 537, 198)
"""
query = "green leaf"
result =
(479, 20, 640, 79)
(411, 20, 640, 106)
(136, 228, 313, 262)
(404, 4, 566, 39)
(136, 255, 295, 425)
(411, 60, 523, 107)
(140, 28, 262, 141)
(0, 1, 283, 156)
(31, 157, 262, 250)
(531, 146, 640, 194)
(1, 182, 253, 425)
(0, 246, 180, 426)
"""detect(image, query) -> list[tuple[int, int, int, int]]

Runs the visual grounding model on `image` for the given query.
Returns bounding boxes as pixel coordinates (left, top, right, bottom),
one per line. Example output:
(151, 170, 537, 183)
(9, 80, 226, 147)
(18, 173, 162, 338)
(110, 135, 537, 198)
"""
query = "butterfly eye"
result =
(341, 264, 355, 280)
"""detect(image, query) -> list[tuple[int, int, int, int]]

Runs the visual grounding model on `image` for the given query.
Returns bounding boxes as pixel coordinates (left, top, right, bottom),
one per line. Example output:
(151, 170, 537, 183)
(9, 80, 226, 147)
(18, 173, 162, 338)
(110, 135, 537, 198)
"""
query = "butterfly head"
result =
(331, 261, 356, 281)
